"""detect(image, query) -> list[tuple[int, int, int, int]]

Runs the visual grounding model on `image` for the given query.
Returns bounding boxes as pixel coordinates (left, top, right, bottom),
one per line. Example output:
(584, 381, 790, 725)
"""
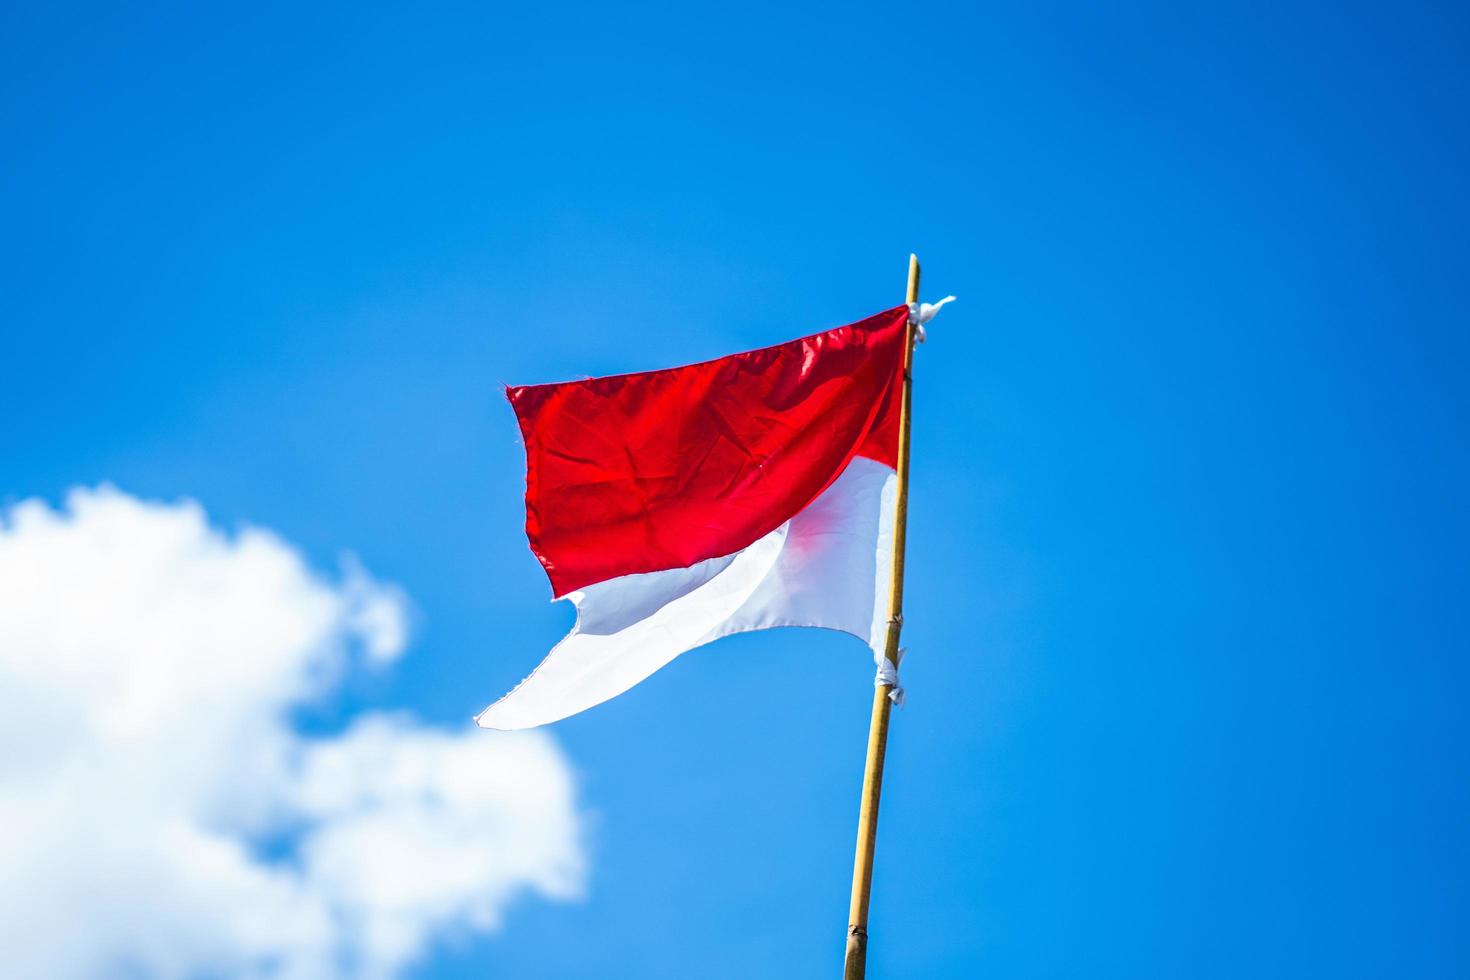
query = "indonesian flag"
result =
(477, 305, 915, 730)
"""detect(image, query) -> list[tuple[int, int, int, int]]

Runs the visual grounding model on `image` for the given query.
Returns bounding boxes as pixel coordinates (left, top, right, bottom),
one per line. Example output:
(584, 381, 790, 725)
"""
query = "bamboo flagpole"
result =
(843, 253, 922, 980)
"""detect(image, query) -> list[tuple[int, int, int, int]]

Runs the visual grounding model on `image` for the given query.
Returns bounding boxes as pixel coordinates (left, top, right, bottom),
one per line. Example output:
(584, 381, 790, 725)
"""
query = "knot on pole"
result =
(906, 295, 957, 346)
(875, 650, 906, 707)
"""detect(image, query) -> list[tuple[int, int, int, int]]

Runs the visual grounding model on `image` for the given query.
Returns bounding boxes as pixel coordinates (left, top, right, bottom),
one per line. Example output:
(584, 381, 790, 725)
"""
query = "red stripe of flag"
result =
(508, 305, 908, 596)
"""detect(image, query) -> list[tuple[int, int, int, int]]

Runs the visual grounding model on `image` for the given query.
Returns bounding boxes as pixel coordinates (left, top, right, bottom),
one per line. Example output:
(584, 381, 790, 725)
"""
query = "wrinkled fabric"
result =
(508, 306, 908, 597)
(477, 458, 896, 730)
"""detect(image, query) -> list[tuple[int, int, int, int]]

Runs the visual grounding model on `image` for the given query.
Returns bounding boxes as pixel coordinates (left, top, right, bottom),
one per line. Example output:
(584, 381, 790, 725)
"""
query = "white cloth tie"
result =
(875, 648, 905, 707)
(907, 295, 956, 345)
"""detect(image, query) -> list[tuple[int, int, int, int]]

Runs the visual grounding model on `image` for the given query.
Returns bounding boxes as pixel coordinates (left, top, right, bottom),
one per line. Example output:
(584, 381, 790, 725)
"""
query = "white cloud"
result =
(0, 486, 584, 980)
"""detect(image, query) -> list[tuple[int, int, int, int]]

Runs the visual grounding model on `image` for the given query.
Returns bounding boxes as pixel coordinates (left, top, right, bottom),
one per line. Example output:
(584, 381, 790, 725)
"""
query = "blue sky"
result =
(3, 2, 1467, 978)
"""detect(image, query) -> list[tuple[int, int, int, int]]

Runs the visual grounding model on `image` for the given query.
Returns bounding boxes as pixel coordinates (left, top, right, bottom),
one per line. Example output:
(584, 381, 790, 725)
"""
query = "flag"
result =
(477, 304, 912, 730)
